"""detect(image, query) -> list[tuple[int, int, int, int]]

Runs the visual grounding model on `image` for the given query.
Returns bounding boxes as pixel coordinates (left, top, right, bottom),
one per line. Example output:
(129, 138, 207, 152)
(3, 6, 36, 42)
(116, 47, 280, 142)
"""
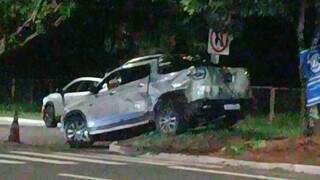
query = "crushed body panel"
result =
(60, 55, 251, 136)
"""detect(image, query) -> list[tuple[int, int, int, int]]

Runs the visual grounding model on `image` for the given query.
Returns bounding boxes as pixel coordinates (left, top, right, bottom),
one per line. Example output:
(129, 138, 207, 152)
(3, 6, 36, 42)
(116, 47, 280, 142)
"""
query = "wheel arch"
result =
(63, 110, 87, 125)
(45, 101, 55, 108)
(153, 90, 188, 112)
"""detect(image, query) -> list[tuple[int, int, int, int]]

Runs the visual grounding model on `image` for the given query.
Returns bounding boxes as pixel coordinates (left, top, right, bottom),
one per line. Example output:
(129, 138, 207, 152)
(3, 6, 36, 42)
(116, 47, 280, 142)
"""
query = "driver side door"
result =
(86, 65, 151, 134)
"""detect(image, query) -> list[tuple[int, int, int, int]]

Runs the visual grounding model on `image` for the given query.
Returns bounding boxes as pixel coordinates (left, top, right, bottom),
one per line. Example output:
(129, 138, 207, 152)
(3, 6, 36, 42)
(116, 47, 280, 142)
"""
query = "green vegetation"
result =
(0, 0, 76, 55)
(237, 113, 303, 140)
(0, 103, 42, 119)
(121, 113, 304, 155)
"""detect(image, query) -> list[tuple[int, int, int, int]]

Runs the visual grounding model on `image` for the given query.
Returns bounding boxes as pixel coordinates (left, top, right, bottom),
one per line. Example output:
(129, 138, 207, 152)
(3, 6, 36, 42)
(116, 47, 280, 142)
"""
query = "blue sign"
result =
(300, 49, 320, 107)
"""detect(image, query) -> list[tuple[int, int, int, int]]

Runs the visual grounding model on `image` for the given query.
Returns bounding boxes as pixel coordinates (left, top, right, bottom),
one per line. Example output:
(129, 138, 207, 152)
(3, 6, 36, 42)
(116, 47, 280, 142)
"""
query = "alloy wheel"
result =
(158, 111, 178, 134)
(65, 120, 90, 142)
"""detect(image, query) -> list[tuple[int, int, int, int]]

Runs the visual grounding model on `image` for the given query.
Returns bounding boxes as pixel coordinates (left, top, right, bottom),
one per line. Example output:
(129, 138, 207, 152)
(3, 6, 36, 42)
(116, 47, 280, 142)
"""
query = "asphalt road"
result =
(0, 122, 319, 180)
(0, 148, 318, 180)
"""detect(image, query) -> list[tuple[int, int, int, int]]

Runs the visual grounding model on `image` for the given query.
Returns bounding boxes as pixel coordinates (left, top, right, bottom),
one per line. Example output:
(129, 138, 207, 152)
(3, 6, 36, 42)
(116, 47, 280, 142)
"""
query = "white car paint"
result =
(61, 55, 250, 136)
(42, 77, 102, 121)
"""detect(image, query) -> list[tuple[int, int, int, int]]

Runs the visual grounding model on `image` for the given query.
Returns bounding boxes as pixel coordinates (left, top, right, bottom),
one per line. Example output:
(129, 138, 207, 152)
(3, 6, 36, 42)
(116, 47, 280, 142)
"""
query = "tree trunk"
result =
(298, 0, 307, 116)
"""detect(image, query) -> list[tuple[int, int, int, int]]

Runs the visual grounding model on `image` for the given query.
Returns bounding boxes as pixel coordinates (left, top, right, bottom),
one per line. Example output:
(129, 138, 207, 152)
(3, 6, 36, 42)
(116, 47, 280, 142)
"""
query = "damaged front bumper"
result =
(185, 98, 251, 121)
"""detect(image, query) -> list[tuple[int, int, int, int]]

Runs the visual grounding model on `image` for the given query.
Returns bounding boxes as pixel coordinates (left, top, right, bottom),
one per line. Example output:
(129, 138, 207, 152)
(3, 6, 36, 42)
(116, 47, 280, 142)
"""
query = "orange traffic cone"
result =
(8, 110, 20, 143)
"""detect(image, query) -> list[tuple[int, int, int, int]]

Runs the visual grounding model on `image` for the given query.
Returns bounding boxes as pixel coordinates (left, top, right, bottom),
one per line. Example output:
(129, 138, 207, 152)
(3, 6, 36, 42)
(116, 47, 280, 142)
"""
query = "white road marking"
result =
(55, 152, 174, 166)
(168, 166, 289, 180)
(58, 173, 112, 180)
(0, 154, 77, 165)
(11, 151, 127, 165)
(55, 152, 222, 169)
(0, 159, 26, 164)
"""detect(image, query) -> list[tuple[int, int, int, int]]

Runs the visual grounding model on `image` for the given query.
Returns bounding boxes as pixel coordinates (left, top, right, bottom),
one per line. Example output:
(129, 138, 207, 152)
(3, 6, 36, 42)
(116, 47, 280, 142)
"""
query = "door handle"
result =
(109, 90, 116, 96)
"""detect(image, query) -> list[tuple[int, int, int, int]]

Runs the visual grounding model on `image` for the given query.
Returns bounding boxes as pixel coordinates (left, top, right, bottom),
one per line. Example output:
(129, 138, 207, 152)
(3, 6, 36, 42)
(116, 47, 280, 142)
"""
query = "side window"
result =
(120, 64, 150, 85)
(106, 64, 150, 89)
(65, 81, 98, 93)
(64, 82, 82, 93)
(88, 81, 99, 89)
(105, 72, 122, 90)
(76, 81, 95, 92)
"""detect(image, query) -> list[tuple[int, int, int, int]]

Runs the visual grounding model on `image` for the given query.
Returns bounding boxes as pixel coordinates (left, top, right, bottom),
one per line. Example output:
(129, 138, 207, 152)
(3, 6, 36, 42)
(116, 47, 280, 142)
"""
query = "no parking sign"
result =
(207, 29, 233, 55)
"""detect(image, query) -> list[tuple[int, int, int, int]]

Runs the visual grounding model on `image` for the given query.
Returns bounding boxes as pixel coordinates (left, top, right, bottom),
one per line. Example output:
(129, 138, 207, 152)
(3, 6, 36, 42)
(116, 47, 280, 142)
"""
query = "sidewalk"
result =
(0, 121, 66, 148)
(0, 117, 44, 127)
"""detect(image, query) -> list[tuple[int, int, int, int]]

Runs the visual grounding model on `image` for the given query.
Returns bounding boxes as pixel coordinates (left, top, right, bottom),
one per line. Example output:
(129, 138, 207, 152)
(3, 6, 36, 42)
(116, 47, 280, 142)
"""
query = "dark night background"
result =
(1, 0, 316, 89)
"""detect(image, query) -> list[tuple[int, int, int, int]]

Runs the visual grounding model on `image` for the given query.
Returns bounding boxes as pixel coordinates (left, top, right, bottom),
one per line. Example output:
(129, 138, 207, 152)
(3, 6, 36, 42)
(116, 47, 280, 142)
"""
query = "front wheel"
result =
(64, 116, 93, 148)
(155, 99, 187, 135)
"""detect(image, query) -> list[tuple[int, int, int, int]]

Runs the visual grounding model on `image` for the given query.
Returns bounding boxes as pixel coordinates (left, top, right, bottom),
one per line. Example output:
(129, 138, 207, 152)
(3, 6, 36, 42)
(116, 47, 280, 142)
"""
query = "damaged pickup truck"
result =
(60, 54, 251, 147)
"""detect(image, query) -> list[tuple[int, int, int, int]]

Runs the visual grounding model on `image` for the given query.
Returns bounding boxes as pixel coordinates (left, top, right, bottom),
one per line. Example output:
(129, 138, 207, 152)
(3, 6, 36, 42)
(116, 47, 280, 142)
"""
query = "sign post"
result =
(210, 54, 220, 64)
(207, 29, 233, 64)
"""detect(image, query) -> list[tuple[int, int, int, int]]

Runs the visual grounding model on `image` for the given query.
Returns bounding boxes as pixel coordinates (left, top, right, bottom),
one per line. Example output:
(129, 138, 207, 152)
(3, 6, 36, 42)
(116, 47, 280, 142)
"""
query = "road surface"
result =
(0, 120, 319, 180)
(1, 147, 319, 180)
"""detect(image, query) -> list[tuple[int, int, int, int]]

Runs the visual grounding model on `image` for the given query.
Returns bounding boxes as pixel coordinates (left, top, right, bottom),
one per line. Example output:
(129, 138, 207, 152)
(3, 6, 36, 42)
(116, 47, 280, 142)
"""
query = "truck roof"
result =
(124, 54, 163, 65)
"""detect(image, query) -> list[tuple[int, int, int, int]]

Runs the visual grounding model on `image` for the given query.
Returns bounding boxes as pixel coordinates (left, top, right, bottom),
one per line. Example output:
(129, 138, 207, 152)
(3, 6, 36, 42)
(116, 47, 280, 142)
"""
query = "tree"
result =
(179, 0, 320, 114)
(0, 0, 76, 55)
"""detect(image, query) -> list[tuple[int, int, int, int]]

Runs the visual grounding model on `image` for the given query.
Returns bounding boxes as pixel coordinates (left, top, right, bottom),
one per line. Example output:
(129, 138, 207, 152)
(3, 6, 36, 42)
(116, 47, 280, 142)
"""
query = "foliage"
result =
(0, 0, 76, 55)
(229, 143, 245, 155)
(236, 113, 303, 140)
(179, 0, 300, 35)
(0, 103, 41, 119)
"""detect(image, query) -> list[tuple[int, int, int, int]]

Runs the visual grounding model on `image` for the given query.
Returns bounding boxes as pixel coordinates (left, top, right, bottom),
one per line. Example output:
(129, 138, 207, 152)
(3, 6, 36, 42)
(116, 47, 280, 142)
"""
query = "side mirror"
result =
(89, 86, 100, 94)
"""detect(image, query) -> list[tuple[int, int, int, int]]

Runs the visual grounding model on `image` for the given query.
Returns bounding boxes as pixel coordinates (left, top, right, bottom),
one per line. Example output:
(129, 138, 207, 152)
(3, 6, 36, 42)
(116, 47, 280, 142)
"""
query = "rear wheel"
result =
(43, 104, 57, 128)
(64, 115, 93, 148)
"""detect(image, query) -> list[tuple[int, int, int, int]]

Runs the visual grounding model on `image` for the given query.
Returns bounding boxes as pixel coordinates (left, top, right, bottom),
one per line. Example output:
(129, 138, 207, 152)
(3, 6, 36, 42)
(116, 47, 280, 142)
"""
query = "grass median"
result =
(0, 103, 42, 120)
(120, 113, 320, 165)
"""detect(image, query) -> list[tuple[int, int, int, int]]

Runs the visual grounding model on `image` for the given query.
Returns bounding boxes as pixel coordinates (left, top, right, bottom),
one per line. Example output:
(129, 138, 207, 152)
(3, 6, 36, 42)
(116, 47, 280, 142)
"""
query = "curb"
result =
(109, 142, 139, 155)
(109, 143, 320, 175)
(141, 153, 320, 175)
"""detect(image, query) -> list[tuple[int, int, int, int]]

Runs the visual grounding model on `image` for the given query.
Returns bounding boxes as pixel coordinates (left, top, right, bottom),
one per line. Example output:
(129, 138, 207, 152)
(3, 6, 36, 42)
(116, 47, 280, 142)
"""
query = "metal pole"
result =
(269, 88, 276, 121)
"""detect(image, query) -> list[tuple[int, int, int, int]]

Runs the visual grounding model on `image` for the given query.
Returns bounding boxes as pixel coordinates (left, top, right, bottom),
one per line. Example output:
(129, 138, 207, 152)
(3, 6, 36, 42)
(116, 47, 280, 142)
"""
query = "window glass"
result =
(65, 81, 99, 93)
(106, 64, 150, 89)
(76, 81, 97, 92)
(65, 82, 82, 93)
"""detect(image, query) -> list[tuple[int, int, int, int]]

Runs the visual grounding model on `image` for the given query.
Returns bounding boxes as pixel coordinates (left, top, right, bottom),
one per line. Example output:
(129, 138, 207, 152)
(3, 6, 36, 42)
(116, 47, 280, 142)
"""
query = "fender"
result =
(153, 90, 188, 112)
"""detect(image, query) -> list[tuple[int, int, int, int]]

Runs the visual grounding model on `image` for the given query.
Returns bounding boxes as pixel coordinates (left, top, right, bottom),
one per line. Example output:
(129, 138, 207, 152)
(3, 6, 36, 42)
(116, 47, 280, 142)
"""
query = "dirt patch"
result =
(231, 136, 320, 165)
(120, 131, 224, 155)
(121, 131, 320, 165)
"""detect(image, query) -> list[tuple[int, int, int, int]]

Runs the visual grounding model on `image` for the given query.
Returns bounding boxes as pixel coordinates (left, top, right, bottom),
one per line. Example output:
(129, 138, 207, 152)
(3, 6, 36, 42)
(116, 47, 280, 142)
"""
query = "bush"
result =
(235, 113, 303, 140)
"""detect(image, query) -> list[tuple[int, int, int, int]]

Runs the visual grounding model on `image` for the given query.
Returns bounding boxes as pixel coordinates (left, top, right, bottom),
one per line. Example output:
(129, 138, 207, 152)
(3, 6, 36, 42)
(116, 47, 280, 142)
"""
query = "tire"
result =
(155, 96, 188, 135)
(43, 104, 57, 128)
(64, 115, 93, 148)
